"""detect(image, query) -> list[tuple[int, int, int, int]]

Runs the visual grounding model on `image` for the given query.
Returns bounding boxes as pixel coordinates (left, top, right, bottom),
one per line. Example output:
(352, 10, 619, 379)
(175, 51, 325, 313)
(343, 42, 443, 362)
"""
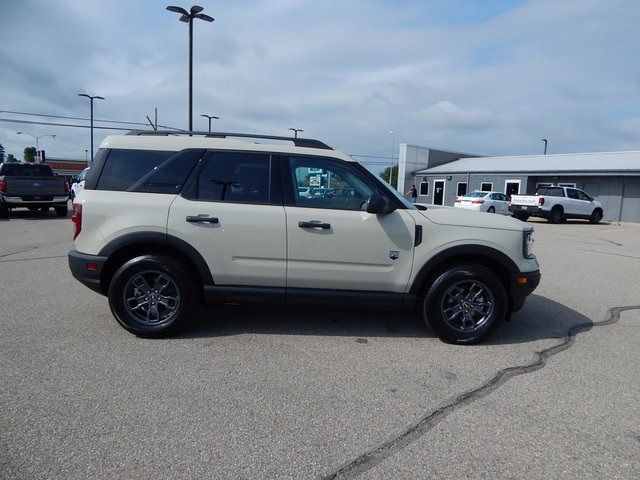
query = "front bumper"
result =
(510, 269, 541, 312)
(68, 250, 108, 294)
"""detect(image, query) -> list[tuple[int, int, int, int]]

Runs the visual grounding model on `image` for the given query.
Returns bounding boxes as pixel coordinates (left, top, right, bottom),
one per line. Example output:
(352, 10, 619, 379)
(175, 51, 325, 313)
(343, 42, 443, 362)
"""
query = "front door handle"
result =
(298, 221, 331, 230)
(186, 215, 219, 224)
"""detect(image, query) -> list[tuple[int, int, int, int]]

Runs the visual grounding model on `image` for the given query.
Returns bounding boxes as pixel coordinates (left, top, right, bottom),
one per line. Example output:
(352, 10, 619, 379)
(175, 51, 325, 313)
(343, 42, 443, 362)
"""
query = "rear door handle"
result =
(186, 215, 219, 224)
(298, 221, 331, 230)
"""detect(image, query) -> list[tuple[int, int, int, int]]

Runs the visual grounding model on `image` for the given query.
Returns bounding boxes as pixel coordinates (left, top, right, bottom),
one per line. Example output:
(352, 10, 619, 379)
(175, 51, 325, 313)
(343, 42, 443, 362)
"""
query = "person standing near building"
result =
(406, 184, 418, 203)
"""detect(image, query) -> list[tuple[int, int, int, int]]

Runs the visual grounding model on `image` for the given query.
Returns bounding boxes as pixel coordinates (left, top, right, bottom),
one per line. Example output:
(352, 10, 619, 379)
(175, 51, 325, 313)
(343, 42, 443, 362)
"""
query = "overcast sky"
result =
(1, 0, 639, 171)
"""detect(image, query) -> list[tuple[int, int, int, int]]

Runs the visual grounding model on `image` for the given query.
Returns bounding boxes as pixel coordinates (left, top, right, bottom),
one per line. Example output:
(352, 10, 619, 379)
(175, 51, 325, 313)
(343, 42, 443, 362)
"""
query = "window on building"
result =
(457, 182, 467, 196)
(480, 182, 493, 192)
(558, 183, 576, 188)
(419, 182, 429, 196)
(536, 183, 553, 189)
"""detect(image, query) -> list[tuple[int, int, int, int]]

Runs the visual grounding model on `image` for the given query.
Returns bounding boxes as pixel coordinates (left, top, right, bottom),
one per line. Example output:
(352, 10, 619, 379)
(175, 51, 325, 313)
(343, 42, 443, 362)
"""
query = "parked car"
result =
(68, 131, 540, 344)
(509, 186, 604, 224)
(70, 167, 90, 200)
(0, 162, 69, 218)
(454, 191, 511, 214)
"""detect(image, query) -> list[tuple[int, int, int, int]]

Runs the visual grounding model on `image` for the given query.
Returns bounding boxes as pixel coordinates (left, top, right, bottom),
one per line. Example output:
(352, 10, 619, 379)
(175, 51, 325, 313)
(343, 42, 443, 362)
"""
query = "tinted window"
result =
(183, 151, 270, 204)
(130, 149, 203, 194)
(457, 183, 467, 196)
(419, 182, 429, 195)
(576, 190, 591, 201)
(480, 182, 493, 192)
(566, 188, 580, 199)
(288, 156, 375, 211)
(96, 149, 174, 191)
(536, 187, 565, 197)
(1, 164, 54, 177)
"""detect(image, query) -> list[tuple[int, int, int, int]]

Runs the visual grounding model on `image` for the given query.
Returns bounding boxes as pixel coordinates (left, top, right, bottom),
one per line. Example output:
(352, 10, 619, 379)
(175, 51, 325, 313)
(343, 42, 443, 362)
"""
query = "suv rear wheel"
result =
(547, 206, 563, 224)
(108, 254, 198, 337)
(422, 264, 507, 344)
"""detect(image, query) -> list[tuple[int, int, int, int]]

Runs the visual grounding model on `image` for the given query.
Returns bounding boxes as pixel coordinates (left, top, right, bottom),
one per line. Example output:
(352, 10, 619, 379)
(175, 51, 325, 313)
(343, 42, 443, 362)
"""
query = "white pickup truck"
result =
(509, 186, 604, 224)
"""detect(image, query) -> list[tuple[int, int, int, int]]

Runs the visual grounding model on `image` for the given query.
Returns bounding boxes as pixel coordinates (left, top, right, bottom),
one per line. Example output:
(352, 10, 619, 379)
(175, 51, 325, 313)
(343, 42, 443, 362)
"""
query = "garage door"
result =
(620, 183, 640, 223)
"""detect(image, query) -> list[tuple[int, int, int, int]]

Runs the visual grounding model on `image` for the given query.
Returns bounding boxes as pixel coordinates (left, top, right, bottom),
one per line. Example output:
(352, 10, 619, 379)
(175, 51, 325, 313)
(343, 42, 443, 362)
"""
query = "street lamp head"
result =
(17, 131, 23, 134)
(190, 5, 204, 14)
(95, 96, 105, 101)
(78, 93, 90, 99)
(179, 14, 190, 22)
(166, 5, 189, 15)
(194, 13, 214, 22)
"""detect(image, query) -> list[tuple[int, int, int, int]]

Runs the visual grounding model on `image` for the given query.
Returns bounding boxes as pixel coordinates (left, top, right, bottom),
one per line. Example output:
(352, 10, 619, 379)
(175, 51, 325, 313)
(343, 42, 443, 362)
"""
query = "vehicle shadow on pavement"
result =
(177, 294, 592, 345)
(1, 209, 70, 220)
(488, 294, 593, 345)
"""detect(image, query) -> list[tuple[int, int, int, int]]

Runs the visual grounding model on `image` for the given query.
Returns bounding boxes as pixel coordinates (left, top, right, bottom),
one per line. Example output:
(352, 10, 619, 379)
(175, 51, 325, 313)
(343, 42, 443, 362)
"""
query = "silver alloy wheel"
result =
(123, 270, 181, 325)
(440, 280, 494, 333)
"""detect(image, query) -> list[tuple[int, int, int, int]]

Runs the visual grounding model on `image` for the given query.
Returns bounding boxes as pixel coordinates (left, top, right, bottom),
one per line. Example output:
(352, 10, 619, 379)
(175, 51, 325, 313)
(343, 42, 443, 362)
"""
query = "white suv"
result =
(68, 131, 540, 344)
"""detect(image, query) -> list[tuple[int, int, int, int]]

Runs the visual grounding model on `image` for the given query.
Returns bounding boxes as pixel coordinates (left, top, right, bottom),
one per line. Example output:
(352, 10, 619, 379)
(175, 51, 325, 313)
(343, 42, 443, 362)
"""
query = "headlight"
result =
(523, 230, 535, 259)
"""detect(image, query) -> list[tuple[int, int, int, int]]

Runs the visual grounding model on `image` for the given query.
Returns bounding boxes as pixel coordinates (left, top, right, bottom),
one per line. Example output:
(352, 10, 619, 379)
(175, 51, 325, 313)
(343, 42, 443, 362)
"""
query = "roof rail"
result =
(125, 130, 333, 150)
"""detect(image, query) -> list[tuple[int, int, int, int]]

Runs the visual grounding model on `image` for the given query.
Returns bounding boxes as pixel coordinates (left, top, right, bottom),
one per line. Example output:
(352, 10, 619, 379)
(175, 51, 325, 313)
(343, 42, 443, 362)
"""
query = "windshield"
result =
(463, 191, 487, 198)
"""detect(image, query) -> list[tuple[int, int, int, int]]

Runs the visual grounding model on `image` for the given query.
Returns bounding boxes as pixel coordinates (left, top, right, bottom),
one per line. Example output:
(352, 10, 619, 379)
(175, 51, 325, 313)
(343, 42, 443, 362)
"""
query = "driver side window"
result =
(287, 156, 375, 211)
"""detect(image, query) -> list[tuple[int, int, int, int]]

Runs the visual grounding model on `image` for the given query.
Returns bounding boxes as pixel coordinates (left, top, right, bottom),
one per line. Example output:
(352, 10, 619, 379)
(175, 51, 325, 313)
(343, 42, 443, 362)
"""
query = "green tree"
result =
(379, 165, 398, 189)
(24, 146, 37, 163)
(6, 153, 17, 163)
(0, 143, 5, 163)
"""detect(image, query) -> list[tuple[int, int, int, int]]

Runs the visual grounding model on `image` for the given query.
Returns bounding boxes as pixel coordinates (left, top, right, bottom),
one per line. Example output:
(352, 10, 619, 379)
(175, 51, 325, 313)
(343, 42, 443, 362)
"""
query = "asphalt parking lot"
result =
(1, 207, 639, 479)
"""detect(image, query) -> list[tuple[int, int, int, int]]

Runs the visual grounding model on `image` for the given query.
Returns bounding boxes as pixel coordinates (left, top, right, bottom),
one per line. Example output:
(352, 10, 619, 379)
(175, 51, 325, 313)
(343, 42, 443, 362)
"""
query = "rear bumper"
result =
(1, 195, 69, 207)
(510, 269, 541, 312)
(68, 250, 107, 294)
(509, 205, 548, 217)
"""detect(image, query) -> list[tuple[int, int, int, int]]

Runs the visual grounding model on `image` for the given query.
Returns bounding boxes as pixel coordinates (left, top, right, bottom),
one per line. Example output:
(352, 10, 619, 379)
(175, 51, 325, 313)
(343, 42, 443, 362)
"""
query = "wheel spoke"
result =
(440, 280, 495, 333)
(123, 270, 181, 325)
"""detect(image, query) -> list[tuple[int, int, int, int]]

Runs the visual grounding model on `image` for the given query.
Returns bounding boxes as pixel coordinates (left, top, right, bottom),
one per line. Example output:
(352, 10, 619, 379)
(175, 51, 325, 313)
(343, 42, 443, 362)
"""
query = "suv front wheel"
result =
(422, 264, 507, 344)
(108, 255, 198, 337)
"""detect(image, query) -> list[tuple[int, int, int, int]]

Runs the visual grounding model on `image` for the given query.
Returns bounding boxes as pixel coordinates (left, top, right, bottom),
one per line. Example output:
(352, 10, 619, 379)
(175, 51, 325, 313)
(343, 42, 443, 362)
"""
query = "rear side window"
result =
(536, 187, 564, 197)
(96, 149, 174, 191)
(129, 149, 203, 194)
(182, 151, 271, 204)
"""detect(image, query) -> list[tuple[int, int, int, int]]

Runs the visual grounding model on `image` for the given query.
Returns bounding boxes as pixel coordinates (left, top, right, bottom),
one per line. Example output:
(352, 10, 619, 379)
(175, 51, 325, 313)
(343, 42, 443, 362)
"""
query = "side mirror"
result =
(367, 194, 394, 215)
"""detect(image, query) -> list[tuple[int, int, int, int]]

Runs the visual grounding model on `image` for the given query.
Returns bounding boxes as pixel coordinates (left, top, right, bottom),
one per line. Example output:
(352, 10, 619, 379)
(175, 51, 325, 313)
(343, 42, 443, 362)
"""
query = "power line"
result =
(0, 109, 182, 130)
(0, 117, 134, 131)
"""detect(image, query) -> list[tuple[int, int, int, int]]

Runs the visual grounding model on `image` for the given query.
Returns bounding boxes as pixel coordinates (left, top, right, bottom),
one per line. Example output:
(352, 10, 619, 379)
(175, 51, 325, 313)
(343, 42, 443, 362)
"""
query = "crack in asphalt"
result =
(0, 254, 67, 264)
(321, 305, 640, 480)
(0, 240, 70, 259)
(576, 249, 640, 261)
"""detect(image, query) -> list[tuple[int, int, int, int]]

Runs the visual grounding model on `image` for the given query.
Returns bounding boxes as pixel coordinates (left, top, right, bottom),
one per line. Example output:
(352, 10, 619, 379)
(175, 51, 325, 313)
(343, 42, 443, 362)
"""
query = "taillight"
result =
(0, 179, 6, 193)
(471, 199, 485, 204)
(64, 181, 69, 194)
(538, 197, 545, 206)
(71, 203, 82, 240)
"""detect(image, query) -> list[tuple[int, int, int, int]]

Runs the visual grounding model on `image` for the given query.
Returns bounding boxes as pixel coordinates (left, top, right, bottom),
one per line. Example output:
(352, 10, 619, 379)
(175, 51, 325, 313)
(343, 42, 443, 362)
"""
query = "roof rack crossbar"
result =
(125, 130, 333, 150)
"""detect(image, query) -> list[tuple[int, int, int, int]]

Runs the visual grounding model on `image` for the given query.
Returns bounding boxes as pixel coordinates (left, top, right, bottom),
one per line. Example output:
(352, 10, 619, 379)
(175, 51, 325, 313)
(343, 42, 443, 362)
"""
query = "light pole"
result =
(542, 138, 548, 155)
(288, 128, 303, 138)
(166, 5, 214, 132)
(388, 130, 396, 189)
(201, 114, 219, 132)
(17, 131, 56, 153)
(84, 149, 88, 163)
(78, 94, 105, 163)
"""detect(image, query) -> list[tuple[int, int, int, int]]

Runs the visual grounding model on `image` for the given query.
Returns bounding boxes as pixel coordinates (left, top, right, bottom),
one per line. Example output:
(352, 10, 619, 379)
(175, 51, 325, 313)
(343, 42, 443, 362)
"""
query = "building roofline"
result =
(458, 150, 640, 161)
(400, 142, 482, 158)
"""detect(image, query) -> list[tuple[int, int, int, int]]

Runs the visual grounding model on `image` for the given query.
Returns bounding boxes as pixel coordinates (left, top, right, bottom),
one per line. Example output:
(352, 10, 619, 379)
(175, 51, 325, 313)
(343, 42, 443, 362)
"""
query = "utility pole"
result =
(78, 93, 105, 163)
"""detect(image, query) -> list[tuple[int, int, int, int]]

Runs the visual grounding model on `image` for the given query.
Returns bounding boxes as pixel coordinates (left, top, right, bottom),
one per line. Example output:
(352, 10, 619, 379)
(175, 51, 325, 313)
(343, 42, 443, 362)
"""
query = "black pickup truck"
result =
(0, 163, 69, 218)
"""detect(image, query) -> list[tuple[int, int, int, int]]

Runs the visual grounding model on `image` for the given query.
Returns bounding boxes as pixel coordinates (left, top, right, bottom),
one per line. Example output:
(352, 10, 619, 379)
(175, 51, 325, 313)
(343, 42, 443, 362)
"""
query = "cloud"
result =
(1, 0, 639, 169)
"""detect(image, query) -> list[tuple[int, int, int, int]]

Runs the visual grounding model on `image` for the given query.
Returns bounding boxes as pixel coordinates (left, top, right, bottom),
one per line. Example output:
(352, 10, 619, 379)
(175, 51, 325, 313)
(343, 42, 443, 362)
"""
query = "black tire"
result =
(108, 255, 198, 337)
(513, 213, 530, 221)
(421, 264, 507, 344)
(0, 204, 8, 219)
(487, 206, 495, 213)
(547, 206, 563, 224)
(589, 209, 603, 224)
(55, 205, 68, 217)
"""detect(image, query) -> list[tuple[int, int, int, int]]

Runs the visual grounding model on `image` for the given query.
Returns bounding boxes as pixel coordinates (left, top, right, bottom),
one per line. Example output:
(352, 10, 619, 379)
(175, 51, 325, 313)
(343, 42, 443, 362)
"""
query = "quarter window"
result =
(287, 156, 375, 210)
(96, 149, 174, 191)
(183, 152, 271, 204)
